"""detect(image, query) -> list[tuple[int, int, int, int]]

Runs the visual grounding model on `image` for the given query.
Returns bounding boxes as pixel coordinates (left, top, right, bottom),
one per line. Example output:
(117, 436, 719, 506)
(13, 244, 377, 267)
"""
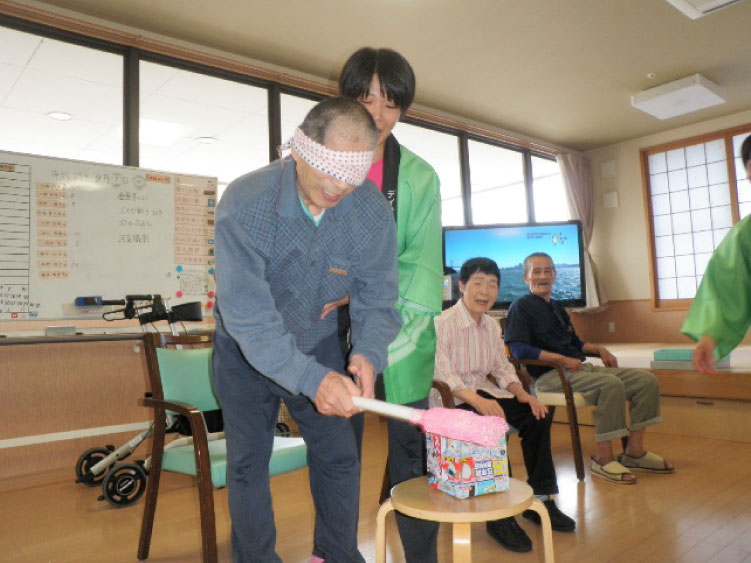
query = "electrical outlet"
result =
(608, 321, 615, 333)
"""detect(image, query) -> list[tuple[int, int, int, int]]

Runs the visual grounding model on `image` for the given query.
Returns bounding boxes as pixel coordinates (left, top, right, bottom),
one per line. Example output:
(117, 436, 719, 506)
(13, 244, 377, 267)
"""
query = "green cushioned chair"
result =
(137, 332, 307, 563)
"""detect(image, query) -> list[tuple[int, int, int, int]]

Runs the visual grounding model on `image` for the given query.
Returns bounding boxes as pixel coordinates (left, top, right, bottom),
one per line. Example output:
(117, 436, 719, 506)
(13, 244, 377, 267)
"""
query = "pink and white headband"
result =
(283, 127, 373, 187)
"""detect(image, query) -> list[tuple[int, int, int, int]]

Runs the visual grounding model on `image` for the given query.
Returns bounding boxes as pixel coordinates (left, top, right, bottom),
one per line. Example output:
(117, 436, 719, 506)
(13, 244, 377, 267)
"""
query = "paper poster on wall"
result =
(0, 150, 216, 320)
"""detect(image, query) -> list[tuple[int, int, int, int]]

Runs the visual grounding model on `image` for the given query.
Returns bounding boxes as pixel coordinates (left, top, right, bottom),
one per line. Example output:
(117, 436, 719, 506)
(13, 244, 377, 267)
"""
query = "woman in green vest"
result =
(317, 47, 443, 563)
(683, 134, 751, 373)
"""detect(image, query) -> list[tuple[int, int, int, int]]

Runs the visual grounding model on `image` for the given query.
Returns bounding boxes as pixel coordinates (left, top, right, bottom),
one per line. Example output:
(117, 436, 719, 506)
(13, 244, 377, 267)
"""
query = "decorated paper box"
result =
(426, 432, 509, 499)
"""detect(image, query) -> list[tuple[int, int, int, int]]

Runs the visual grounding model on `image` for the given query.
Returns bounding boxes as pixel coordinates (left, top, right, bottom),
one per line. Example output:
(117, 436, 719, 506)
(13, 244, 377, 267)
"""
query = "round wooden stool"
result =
(376, 476, 554, 562)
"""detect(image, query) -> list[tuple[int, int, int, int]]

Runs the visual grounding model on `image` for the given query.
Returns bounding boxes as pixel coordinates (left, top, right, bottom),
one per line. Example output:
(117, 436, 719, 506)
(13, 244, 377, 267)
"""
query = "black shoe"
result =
(522, 499, 576, 532)
(486, 517, 533, 553)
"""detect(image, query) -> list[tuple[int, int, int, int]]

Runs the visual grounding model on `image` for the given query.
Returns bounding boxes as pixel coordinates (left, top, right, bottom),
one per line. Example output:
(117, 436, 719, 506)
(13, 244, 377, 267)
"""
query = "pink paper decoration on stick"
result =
(351, 397, 509, 446)
(411, 408, 508, 447)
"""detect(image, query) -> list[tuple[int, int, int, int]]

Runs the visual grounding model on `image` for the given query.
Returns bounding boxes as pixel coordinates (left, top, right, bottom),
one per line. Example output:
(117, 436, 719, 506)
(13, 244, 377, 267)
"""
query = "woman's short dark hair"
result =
(742, 134, 751, 168)
(339, 47, 416, 112)
(459, 257, 501, 284)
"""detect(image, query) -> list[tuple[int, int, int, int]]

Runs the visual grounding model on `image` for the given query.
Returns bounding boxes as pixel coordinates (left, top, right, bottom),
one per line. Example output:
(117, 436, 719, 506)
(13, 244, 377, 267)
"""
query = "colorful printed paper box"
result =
(426, 432, 509, 499)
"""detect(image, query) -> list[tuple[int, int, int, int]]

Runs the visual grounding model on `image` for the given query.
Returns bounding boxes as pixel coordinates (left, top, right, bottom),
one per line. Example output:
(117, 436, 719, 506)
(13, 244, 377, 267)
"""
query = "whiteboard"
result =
(0, 150, 217, 320)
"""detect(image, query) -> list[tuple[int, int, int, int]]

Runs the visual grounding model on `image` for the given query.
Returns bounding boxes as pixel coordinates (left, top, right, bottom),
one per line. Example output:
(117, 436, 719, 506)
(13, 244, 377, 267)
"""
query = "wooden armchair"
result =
(138, 332, 222, 562)
(506, 353, 593, 481)
(137, 332, 308, 562)
(431, 379, 456, 408)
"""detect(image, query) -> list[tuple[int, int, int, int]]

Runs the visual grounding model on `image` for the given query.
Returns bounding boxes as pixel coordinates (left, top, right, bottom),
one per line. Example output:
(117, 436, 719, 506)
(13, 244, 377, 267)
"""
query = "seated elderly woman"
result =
(431, 257, 575, 554)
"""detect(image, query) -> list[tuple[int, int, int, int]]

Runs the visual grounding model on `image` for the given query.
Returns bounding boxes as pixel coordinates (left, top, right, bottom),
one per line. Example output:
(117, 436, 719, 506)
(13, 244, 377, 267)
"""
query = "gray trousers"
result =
(213, 332, 364, 563)
(535, 363, 662, 442)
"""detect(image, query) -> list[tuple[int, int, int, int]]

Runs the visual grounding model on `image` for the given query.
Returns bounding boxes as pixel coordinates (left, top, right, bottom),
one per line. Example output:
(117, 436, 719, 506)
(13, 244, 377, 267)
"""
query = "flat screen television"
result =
(442, 220, 586, 309)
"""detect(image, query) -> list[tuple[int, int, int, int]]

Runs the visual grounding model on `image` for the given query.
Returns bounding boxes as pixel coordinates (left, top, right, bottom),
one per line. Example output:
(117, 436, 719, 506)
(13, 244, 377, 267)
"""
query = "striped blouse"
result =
(430, 299, 521, 408)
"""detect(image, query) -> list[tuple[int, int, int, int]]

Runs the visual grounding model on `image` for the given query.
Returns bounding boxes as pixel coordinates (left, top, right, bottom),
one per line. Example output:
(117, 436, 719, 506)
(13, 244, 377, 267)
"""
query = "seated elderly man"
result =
(505, 252, 675, 484)
(432, 257, 575, 554)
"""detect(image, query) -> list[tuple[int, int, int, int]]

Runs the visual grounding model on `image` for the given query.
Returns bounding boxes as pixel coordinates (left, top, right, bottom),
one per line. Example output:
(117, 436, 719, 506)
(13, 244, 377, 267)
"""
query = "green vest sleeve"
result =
(682, 216, 751, 358)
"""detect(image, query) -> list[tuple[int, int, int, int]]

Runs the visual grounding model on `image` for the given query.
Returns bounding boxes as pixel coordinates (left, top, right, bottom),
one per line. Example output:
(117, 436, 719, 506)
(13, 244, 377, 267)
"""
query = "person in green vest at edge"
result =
(683, 134, 751, 374)
(316, 47, 443, 563)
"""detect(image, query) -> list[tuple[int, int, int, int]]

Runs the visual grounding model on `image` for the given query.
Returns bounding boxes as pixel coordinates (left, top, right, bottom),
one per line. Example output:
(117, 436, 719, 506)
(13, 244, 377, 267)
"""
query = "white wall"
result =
(585, 109, 751, 302)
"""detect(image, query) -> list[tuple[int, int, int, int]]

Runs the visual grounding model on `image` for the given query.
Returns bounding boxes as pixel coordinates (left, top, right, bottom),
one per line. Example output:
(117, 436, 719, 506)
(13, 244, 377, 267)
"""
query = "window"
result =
(464, 140, 567, 226)
(531, 155, 570, 222)
(0, 26, 123, 164)
(393, 122, 463, 226)
(468, 139, 526, 224)
(642, 125, 751, 307)
(280, 93, 317, 145)
(139, 61, 269, 201)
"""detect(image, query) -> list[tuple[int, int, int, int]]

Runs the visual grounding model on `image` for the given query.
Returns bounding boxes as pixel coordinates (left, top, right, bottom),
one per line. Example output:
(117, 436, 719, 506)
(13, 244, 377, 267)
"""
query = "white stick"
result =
(352, 397, 419, 423)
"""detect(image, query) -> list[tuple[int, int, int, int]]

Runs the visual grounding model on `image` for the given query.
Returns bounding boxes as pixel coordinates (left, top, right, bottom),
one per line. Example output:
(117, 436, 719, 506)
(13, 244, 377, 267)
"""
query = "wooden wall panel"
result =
(652, 397, 751, 443)
(570, 299, 751, 345)
(2, 341, 149, 438)
(0, 432, 153, 481)
(657, 369, 751, 401)
(0, 340, 151, 479)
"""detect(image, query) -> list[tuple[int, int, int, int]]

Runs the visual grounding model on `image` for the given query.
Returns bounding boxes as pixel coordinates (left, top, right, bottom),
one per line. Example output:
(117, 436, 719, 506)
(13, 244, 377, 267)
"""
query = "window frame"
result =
(641, 122, 751, 311)
(464, 134, 562, 225)
(0, 11, 564, 225)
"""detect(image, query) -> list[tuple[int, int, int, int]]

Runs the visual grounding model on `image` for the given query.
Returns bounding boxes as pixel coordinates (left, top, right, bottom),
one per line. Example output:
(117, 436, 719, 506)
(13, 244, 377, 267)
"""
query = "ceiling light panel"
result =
(47, 111, 73, 120)
(6, 68, 122, 123)
(0, 26, 42, 66)
(631, 73, 726, 120)
(29, 38, 123, 86)
(664, 0, 746, 19)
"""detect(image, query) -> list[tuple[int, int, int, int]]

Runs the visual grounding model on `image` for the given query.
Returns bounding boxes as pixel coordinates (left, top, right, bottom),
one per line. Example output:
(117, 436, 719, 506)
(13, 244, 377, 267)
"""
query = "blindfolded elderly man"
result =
(212, 97, 401, 563)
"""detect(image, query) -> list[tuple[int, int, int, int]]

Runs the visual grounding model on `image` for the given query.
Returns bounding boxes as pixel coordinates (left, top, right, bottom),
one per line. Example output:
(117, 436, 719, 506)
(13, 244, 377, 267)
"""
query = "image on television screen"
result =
(442, 221, 586, 309)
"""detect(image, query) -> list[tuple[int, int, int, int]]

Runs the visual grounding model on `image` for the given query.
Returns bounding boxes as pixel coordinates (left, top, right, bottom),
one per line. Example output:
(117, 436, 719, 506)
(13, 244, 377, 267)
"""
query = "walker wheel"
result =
(75, 447, 113, 486)
(101, 463, 147, 507)
(275, 422, 291, 436)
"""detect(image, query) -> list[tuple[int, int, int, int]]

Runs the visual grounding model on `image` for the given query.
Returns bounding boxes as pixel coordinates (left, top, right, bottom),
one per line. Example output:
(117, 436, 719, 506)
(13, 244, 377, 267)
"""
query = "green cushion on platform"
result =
(654, 348, 729, 362)
(161, 436, 307, 489)
(653, 348, 694, 361)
